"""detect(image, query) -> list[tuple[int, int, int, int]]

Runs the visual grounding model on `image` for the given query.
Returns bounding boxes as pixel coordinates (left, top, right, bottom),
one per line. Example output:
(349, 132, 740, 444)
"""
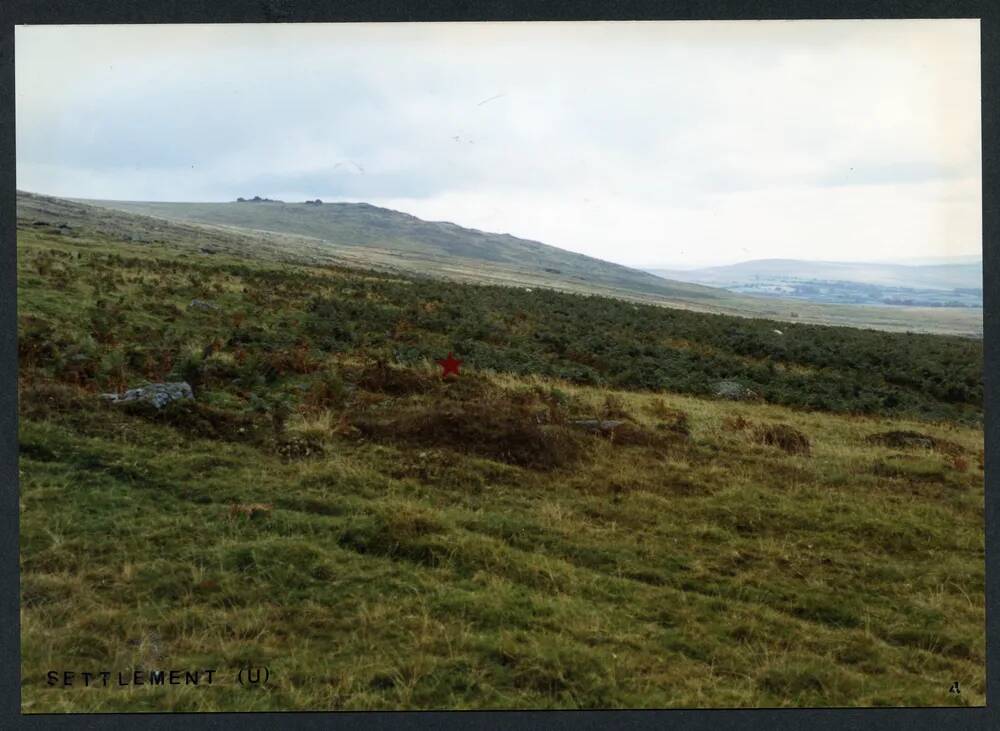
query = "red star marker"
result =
(437, 352, 462, 378)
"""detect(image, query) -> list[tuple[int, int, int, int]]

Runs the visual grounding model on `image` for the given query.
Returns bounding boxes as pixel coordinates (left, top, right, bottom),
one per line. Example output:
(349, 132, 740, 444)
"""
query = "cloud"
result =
(15, 20, 981, 267)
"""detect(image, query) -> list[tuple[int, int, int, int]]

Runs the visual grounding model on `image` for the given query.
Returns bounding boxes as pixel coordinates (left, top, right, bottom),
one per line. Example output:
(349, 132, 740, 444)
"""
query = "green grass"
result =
(17, 199, 985, 711)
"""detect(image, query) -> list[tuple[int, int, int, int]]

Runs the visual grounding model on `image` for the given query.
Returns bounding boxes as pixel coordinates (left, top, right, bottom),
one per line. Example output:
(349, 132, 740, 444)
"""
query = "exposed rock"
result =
(237, 196, 283, 203)
(101, 382, 194, 409)
(188, 298, 220, 311)
(712, 380, 759, 401)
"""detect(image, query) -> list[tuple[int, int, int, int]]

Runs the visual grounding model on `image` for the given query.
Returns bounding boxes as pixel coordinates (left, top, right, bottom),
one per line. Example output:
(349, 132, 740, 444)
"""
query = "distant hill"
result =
(873, 255, 982, 267)
(649, 258, 982, 291)
(69, 197, 724, 303)
(16, 191, 983, 336)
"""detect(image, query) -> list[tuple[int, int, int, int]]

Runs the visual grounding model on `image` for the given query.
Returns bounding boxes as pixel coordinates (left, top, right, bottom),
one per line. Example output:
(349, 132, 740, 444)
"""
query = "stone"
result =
(101, 382, 194, 409)
(712, 380, 759, 401)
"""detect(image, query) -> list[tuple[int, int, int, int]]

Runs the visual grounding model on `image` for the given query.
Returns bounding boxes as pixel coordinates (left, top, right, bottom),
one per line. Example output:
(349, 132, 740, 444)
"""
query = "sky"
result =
(16, 20, 981, 269)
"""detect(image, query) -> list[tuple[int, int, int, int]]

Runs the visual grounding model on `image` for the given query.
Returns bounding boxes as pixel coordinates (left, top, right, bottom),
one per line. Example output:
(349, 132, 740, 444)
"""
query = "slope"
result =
(17, 191, 984, 336)
(17, 206, 985, 711)
(69, 197, 723, 301)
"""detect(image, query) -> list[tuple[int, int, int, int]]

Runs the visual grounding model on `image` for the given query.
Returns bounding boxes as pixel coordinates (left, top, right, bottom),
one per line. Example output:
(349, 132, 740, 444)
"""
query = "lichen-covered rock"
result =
(712, 380, 759, 401)
(101, 382, 194, 409)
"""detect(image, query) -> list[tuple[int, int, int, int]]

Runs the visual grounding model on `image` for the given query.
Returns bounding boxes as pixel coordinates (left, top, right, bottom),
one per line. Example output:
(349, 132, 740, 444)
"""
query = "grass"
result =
(19, 380, 985, 710)
(17, 198, 985, 711)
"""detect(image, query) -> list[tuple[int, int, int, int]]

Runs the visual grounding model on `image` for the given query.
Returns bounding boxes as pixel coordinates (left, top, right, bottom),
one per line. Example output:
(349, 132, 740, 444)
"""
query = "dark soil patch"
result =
(352, 398, 589, 470)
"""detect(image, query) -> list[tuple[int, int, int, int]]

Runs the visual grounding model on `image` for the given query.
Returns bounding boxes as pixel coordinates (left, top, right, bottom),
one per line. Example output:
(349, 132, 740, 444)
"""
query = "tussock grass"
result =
(285, 411, 337, 444)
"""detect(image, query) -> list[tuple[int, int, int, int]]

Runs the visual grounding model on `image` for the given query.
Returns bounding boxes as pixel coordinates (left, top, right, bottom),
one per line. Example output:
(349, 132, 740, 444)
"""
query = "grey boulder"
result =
(101, 382, 194, 409)
(712, 380, 760, 401)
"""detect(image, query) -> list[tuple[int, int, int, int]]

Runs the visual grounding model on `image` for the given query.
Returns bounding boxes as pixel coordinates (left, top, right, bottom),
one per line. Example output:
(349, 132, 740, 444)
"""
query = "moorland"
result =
(18, 193, 984, 710)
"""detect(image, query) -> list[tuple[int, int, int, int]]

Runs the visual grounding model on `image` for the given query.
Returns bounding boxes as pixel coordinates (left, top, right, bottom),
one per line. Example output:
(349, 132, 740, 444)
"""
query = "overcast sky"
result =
(16, 20, 981, 268)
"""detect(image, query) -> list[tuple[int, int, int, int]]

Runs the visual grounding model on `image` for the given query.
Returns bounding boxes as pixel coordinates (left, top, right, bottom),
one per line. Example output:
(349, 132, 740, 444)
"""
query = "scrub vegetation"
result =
(18, 198, 984, 711)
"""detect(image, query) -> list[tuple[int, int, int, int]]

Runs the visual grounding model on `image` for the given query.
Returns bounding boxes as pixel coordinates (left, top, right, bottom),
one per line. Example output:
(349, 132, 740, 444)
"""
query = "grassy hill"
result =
(17, 194, 984, 710)
(53, 193, 983, 337)
(68, 195, 723, 301)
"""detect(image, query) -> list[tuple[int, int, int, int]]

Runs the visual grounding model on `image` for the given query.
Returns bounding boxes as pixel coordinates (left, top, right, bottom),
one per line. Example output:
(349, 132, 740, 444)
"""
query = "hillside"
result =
(53, 193, 983, 337)
(17, 191, 986, 711)
(69, 196, 723, 301)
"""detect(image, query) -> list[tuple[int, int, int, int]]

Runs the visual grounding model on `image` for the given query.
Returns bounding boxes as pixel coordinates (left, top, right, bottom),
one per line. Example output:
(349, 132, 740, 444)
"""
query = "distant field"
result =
(17, 197, 984, 710)
(649, 259, 983, 310)
(650, 257, 982, 291)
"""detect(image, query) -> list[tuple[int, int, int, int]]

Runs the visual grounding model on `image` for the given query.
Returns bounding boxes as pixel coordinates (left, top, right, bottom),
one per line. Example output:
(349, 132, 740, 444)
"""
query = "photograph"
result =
(15, 19, 985, 712)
